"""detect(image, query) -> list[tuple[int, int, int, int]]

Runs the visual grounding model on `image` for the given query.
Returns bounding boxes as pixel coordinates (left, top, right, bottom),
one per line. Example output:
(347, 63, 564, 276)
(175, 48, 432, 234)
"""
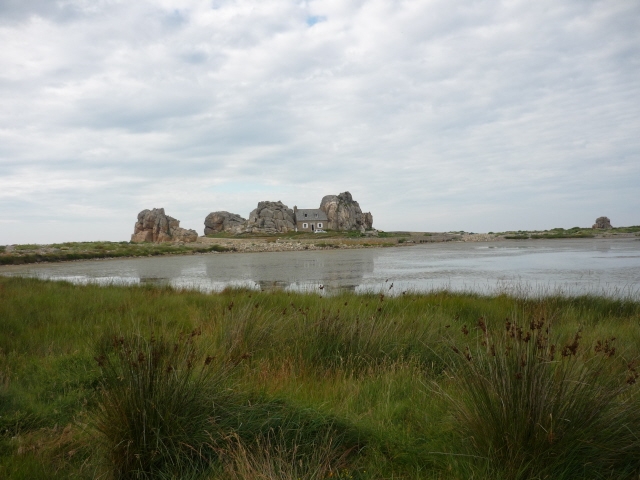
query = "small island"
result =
(1, 212, 639, 265)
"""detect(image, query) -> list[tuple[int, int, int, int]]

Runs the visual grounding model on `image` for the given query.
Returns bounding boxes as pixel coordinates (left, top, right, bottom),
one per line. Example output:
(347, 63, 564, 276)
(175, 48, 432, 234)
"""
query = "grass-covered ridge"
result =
(0, 241, 232, 265)
(501, 225, 640, 239)
(1, 277, 639, 479)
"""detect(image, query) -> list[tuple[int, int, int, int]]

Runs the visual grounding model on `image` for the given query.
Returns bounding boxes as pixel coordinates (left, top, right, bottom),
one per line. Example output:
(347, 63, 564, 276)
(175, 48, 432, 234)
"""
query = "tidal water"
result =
(2, 239, 639, 298)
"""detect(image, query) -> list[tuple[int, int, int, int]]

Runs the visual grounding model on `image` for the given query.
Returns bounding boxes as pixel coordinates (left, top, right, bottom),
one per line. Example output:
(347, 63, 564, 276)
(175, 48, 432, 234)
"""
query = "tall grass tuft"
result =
(443, 316, 640, 479)
(91, 331, 228, 479)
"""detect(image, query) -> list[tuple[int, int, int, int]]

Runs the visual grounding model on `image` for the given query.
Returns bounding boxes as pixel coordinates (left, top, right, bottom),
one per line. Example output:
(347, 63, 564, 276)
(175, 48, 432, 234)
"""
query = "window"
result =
(317, 223, 323, 228)
(314, 213, 318, 218)
(304, 213, 308, 217)
(303, 223, 308, 228)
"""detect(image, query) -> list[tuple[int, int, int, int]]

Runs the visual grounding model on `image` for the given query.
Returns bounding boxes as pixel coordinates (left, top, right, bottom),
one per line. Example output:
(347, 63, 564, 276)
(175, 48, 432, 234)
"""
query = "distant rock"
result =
(204, 211, 246, 235)
(171, 227, 199, 243)
(131, 208, 198, 243)
(245, 201, 296, 234)
(319, 191, 373, 232)
(592, 216, 613, 229)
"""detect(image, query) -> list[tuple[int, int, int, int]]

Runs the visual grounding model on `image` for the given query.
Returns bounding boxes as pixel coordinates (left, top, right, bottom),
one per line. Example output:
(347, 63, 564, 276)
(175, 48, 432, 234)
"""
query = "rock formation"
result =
(319, 191, 373, 232)
(204, 211, 247, 235)
(592, 216, 613, 229)
(131, 208, 198, 243)
(245, 201, 296, 234)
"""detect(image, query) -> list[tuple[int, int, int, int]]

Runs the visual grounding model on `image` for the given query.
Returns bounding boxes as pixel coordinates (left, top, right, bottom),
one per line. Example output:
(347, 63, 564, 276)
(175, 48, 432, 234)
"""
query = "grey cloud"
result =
(1, 0, 639, 243)
(0, 0, 81, 24)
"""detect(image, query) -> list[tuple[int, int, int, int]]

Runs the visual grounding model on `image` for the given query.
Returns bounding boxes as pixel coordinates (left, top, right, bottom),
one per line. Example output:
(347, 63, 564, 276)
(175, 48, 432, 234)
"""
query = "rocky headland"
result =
(203, 191, 374, 236)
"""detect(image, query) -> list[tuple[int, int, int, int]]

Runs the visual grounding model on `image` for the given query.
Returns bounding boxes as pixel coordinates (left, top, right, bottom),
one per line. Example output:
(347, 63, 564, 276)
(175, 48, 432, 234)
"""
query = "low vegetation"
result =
(502, 226, 640, 240)
(205, 229, 397, 240)
(0, 241, 232, 266)
(1, 278, 639, 479)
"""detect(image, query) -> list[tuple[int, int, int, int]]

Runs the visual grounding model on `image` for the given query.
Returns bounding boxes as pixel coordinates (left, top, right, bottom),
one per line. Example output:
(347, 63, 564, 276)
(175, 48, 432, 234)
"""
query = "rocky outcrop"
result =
(319, 191, 373, 232)
(364, 212, 373, 229)
(204, 211, 246, 235)
(245, 201, 296, 234)
(171, 227, 199, 243)
(131, 208, 198, 243)
(592, 216, 613, 229)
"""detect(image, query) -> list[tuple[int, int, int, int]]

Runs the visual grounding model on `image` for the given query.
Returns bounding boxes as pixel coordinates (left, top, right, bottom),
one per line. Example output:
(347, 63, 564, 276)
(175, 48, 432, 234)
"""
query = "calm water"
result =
(2, 239, 640, 298)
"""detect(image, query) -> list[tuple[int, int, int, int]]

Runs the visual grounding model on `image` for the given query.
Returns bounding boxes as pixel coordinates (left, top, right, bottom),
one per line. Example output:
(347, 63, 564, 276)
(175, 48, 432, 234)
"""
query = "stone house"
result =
(293, 206, 328, 232)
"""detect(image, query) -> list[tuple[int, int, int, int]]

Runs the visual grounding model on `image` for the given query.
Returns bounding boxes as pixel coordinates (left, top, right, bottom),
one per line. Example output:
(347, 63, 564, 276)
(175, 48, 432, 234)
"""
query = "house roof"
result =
(295, 209, 327, 222)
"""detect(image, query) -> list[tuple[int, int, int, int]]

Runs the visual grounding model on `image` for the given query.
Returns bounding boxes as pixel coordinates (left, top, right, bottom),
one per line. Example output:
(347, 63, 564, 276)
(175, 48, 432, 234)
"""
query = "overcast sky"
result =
(1, 0, 639, 244)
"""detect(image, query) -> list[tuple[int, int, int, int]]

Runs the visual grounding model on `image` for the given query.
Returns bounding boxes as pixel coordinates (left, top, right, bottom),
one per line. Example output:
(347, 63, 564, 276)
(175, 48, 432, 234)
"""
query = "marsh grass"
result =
(0, 242, 232, 265)
(442, 315, 640, 479)
(90, 326, 366, 479)
(214, 429, 353, 480)
(91, 331, 228, 479)
(1, 277, 639, 479)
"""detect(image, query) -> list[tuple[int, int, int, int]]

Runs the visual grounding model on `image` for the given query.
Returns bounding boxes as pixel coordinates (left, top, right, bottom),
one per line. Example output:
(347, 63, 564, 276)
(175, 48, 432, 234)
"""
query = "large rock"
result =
(245, 201, 296, 234)
(592, 216, 613, 229)
(319, 191, 373, 232)
(131, 208, 198, 243)
(204, 211, 246, 235)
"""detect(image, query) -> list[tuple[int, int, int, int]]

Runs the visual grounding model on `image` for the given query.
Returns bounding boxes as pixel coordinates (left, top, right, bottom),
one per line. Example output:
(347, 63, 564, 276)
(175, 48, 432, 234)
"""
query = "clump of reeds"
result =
(91, 330, 228, 479)
(443, 315, 640, 479)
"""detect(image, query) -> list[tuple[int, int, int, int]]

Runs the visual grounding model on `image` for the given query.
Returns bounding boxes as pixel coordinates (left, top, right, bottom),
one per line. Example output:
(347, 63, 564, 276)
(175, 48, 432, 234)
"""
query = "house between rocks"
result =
(293, 206, 328, 232)
(203, 191, 374, 235)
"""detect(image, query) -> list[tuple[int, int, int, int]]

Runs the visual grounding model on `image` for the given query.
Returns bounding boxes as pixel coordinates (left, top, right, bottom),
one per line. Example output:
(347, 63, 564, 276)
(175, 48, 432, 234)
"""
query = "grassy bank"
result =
(204, 229, 385, 239)
(500, 226, 640, 240)
(0, 241, 233, 266)
(1, 277, 639, 479)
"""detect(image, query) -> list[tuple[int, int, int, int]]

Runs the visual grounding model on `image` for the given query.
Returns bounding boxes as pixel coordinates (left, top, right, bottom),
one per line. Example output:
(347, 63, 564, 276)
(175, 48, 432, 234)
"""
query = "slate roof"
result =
(295, 209, 327, 222)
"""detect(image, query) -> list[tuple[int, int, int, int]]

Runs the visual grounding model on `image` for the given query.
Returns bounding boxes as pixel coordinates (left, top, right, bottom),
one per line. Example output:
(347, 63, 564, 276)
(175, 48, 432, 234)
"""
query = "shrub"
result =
(91, 331, 229, 479)
(443, 316, 640, 479)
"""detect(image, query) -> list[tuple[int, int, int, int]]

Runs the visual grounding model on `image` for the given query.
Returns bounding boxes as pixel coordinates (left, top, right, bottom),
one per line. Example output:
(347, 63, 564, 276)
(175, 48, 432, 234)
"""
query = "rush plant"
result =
(91, 331, 228, 479)
(444, 316, 640, 479)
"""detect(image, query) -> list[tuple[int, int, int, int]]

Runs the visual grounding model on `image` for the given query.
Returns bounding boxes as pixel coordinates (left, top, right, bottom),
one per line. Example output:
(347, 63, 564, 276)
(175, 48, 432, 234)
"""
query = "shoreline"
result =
(1, 231, 638, 267)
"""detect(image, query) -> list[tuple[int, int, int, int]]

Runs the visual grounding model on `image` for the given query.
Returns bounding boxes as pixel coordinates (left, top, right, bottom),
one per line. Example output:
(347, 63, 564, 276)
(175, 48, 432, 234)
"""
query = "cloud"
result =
(1, 0, 639, 243)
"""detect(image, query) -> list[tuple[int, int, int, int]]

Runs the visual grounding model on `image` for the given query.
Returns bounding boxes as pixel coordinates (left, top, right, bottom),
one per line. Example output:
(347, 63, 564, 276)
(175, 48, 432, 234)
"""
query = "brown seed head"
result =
(477, 317, 487, 334)
(464, 347, 472, 362)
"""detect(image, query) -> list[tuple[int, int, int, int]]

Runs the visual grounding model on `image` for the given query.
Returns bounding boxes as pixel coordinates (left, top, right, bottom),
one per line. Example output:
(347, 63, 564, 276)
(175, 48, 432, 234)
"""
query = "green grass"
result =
(0, 242, 232, 265)
(613, 225, 640, 233)
(500, 225, 640, 239)
(206, 230, 362, 240)
(442, 318, 640, 478)
(0, 277, 639, 479)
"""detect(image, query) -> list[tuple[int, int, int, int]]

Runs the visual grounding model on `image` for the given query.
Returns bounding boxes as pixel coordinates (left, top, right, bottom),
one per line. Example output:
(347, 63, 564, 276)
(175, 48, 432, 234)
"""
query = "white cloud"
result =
(1, 0, 639, 243)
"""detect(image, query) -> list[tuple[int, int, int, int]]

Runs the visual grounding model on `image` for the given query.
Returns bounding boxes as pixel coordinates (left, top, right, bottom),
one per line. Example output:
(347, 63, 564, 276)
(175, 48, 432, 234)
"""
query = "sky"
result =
(1, 0, 639, 244)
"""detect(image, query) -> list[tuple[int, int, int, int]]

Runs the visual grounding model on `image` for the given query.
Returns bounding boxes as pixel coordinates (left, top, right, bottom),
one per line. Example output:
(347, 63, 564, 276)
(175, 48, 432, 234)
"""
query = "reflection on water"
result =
(2, 239, 640, 298)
